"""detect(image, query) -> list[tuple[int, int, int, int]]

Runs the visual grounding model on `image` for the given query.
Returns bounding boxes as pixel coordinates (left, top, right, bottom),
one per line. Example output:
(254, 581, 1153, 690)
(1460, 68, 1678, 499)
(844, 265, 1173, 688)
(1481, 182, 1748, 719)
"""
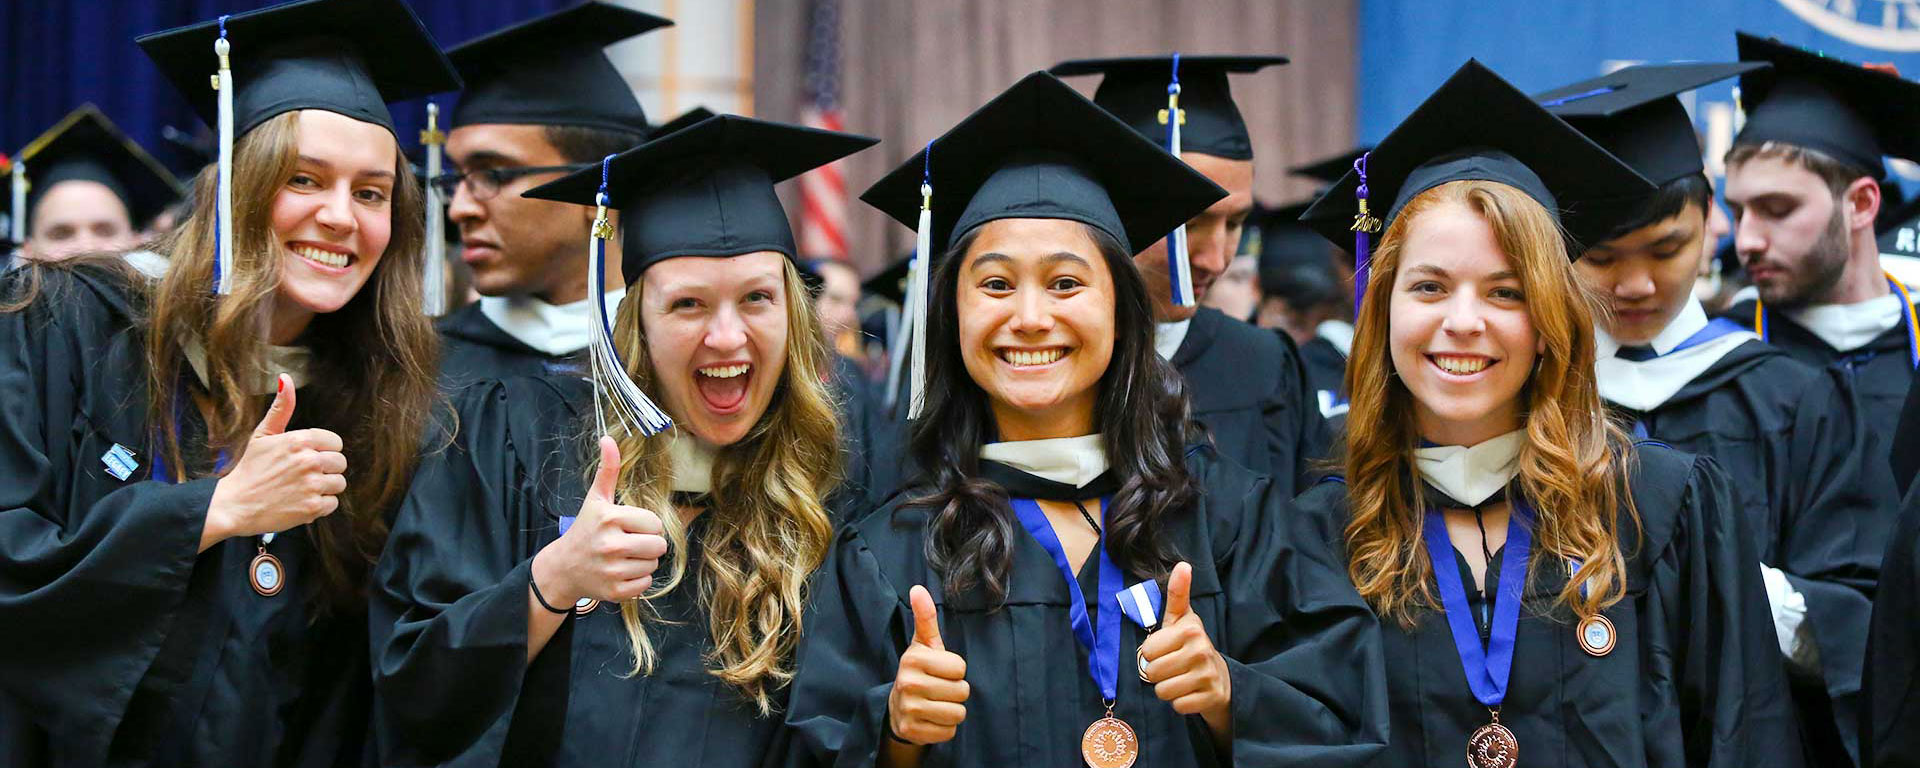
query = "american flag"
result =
(797, 0, 849, 261)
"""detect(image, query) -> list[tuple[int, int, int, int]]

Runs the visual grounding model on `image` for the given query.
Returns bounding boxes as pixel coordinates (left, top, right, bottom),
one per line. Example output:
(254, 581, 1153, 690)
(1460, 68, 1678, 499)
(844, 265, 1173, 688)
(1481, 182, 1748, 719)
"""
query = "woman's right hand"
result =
(529, 437, 669, 607)
(887, 585, 970, 746)
(203, 375, 346, 551)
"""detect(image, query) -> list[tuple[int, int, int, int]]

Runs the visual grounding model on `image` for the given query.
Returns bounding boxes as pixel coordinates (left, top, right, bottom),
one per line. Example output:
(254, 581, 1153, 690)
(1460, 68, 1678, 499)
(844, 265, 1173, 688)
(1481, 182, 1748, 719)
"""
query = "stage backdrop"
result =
(1359, 0, 1920, 183)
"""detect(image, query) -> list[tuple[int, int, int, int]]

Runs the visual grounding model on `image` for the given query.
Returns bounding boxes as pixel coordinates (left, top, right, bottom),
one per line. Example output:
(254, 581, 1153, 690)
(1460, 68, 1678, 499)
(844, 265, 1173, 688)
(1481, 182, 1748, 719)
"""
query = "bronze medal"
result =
(1467, 711, 1518, 768)
(1081, 712, 1138, 768)
(574, 597, 601, 615)
(249, 549, 285, 597)
(1578, 614, 1616, 657)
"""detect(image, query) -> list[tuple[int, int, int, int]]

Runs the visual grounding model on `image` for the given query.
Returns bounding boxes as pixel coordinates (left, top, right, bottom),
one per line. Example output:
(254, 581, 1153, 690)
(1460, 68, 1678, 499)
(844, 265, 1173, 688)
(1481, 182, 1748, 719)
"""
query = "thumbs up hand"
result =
(887, 585, 970, 746)
(1139, 562, 1232, 736)
(203, 375, 348, 550)
(531, 436, 669, 607)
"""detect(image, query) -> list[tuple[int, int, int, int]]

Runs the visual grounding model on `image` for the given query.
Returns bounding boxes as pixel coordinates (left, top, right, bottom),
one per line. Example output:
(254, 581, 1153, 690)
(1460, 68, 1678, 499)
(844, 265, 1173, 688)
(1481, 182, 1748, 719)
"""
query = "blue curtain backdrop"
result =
(1360, 0, 1920, 147)
(1, 0, 567, 175)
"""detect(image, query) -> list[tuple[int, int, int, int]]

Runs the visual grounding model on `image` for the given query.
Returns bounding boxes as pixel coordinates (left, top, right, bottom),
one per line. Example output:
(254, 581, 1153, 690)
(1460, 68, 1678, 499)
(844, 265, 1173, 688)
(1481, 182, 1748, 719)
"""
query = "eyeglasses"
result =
(430, 163, 589, 201)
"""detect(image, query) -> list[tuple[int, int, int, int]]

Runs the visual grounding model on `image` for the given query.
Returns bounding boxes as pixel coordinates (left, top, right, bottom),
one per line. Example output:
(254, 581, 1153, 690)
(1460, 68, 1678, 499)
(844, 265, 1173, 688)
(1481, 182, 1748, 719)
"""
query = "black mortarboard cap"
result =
(136, 0, 461, 137)
(862, 71, 1227, 255)
(1735, 32, 1920, 178)
(448, 2, 669, 134)
(523, 114, 878, 282)
(1049, 54, 1288, 161)
(18, 105, 183, 229)
(1291, 148, 1371, 185)
(651, 107, 716, 139)
(1246, 201, 1340, 305)
(863, 253, 913, 305)
(1536, 62, 1765, 185)
(1301, 60, 1655, 256)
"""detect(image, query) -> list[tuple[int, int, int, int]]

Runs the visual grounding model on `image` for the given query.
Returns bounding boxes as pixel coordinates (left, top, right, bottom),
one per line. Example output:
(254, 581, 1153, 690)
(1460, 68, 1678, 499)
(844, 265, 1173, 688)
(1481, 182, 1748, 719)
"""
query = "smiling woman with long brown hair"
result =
(1294, 61, 1803, 768)
(0, 1, 456, 766)
(368, 114, 875, 768)
(785, 72, 1387, 768)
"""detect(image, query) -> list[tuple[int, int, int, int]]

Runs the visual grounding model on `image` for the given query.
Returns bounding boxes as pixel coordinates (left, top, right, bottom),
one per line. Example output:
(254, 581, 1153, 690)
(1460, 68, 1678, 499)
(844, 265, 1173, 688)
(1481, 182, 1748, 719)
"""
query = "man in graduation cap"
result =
(1049, 54, 1326, 487)
(1540, 61, 1898, 768)
(11, 105, 181, 264)
(431, 1, 671, 387)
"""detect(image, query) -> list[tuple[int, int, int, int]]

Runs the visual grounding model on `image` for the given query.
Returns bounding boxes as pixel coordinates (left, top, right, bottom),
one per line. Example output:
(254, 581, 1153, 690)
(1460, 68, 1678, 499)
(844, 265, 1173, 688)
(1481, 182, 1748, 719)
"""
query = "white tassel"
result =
(906, 183, 933, 419)
(8, 160, 24, 245)
(587, 181, 672, 437)
(1165, 75, 1195, 308)
(213, 26, 235, 295)
(420, 102, 447, 316)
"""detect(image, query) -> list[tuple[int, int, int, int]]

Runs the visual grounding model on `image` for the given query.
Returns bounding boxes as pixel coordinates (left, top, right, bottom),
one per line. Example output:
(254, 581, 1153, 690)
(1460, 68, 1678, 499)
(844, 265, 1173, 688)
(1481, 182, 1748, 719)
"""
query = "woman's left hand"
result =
(1139, 562, 1232, 740)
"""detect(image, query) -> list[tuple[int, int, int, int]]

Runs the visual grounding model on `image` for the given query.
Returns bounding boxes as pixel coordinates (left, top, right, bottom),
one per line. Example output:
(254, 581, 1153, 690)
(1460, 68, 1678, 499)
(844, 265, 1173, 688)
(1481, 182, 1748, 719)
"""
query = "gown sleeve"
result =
(784, 519, 914, 768)
(1864, 483, 1920, 768)
(1648, 449, 1805, 768)
(1215, 468, 1390, 766)
(0, 268, 218, 766)
(1774, 366, 1895, 759)
(368, 378, 579, 766)
(1262, 329, 1334, 489)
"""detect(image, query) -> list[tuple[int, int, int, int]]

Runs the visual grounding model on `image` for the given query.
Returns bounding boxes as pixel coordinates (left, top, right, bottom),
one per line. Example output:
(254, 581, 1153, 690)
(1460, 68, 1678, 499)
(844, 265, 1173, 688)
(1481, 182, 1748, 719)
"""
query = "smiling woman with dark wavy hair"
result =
(786, 72, 1387, 768)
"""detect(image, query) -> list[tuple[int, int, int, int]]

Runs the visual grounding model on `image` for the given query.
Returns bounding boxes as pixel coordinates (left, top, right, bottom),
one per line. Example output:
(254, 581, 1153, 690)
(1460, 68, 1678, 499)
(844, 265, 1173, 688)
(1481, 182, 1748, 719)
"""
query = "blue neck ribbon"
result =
(1011, 496, 1122, 702)
(1419, 499, 1533, 708)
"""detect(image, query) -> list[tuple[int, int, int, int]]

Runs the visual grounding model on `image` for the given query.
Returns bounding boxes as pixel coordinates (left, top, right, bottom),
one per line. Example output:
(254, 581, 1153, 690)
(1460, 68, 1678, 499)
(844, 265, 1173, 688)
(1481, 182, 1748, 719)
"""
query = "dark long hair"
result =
(908, 221, 1197, 604)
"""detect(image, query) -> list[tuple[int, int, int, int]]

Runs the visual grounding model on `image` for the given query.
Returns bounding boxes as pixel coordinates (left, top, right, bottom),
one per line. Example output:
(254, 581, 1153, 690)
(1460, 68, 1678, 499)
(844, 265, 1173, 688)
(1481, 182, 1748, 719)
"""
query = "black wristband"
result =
(885, 721, 916, 745)
(529, 570, 572, 615)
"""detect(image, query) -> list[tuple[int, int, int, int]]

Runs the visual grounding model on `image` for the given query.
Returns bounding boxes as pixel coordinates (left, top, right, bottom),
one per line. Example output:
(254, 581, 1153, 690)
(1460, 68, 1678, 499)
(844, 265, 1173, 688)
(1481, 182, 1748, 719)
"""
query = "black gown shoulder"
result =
(0, 262, 380, 767)
(1864, 484, 1920, 768)
(1171, 307, 1331, 493)
(436, 302, 589, 389)
(1289, 444, 1803, 767)
(786, 446, 1389, 767)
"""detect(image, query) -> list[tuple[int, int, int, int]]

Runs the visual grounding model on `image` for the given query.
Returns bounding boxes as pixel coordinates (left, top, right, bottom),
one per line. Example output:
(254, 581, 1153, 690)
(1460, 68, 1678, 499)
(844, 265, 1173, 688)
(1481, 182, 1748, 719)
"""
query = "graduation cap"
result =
(862, 254, 912, 305)
(1246, 200, 1340, 307)
(522, 114, 878, 436)
(137, 0, 461, 294)
(13, 105, 183, 234)
(448, 1, 670, 134)
(1734, 31, 1920, 178)
(651, 107, 716, 139)
(862, 71, 1228, 417)
(1291, 148, 1371, 186)
(1537, 62, 1765, 185)
(1300, 60, 1654, 316)
(1051, 54, 1286, 308)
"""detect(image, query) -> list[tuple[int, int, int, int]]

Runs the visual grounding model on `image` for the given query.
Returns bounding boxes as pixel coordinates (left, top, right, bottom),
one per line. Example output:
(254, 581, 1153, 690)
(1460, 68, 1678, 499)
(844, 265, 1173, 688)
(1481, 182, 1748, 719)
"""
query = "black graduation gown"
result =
(0, 265, 376, 767)
(785, 446, 1391, 767)
(1863, 483, 1920, 768)
(1725, 299, 1912, 497)
(1287, 445, 1804, 767)
(1886, 363, 1920, 494)
(370, 376, 805, 768)
(1298, 335, 1348, 410)
(1607, 339, 1894, 764)
(437, 301, 589, 389)
(1171, 307, 1330, 490)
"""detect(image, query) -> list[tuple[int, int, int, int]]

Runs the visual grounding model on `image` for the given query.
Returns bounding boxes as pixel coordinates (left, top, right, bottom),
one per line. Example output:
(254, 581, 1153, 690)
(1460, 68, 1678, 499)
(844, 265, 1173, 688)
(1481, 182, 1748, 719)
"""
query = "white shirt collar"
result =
(1783, 293, 1904, 353)
(668, 430, 718, 494)
(123, 250, 169, 279)
(1414, 430, 1524, 507)
(979, 433, 1109, 488)
(1315, 320, 1354, 356)
(478, 290, 626, 357)
(1154, 320, 1191, 361)
(1595, 298, 1710, 359)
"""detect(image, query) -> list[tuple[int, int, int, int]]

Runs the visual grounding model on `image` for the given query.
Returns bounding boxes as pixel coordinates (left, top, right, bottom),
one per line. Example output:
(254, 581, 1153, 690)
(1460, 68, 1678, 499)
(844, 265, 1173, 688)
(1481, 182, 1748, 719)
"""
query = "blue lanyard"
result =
(1420, 499, 1533, 708)
(1011, 496, 1122, 702)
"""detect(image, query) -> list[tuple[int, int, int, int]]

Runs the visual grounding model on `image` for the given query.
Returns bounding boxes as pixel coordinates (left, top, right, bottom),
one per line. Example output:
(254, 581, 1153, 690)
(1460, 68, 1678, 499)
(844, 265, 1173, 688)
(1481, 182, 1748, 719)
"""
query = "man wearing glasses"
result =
(432, 3, 671, 386)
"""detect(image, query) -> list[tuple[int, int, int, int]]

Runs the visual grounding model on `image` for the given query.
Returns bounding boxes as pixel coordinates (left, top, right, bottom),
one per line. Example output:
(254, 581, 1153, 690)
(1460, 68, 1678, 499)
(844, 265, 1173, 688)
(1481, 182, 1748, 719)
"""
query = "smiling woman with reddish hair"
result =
(1293, 61, 1802, 768)
(0, 0, 456, 765)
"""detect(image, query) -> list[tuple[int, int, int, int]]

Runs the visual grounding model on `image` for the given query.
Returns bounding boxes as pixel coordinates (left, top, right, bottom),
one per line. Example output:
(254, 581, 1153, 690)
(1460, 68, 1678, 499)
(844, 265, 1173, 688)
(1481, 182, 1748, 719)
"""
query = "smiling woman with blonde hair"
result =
(1293, 61, 1803, 768)
(370, 114, 876, 768)
(0, 1, 456, 765)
